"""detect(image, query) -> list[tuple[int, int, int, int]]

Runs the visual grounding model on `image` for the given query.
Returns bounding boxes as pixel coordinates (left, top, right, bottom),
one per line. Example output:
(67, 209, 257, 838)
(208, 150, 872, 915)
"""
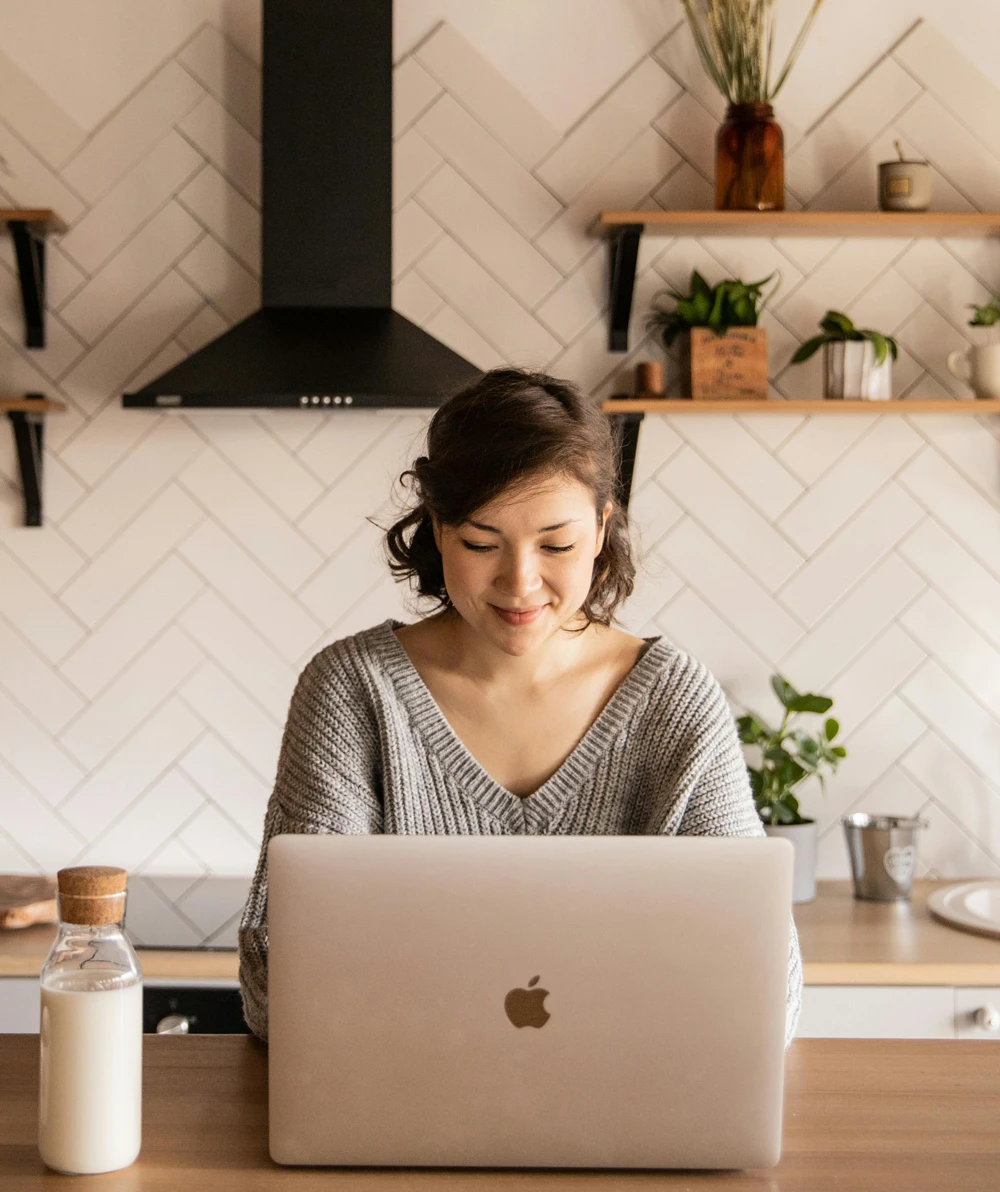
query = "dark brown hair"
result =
(383, 367, 635, 627)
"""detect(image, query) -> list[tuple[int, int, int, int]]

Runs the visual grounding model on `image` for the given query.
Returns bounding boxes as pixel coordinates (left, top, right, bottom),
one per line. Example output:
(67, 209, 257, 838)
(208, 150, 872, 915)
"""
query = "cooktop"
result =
(123, 875, 250, 950)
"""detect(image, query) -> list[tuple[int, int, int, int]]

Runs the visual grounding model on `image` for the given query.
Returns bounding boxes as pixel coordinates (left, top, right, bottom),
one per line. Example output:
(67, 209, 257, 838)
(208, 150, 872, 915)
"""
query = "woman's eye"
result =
(459, 541, 575, 554)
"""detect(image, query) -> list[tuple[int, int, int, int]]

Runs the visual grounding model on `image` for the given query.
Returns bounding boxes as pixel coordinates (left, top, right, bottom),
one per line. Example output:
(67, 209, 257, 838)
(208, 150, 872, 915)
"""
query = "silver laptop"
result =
(267, 834, 793, 1170)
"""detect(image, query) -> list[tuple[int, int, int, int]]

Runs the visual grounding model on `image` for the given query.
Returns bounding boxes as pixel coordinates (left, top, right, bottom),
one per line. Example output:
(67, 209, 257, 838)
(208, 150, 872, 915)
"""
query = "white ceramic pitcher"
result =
(947, 343, 1000, 399)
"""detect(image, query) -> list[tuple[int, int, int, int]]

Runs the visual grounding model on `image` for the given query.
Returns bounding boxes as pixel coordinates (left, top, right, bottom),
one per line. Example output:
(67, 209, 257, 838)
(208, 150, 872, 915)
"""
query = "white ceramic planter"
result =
(824, 340, 892, 400)
(946, 343, 1000, 398)
(763, 818, 818, 903)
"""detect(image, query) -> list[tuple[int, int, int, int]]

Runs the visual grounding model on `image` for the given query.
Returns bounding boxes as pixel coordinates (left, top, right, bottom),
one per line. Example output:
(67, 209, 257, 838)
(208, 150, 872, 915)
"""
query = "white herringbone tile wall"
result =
(1, 13, 1000, 882)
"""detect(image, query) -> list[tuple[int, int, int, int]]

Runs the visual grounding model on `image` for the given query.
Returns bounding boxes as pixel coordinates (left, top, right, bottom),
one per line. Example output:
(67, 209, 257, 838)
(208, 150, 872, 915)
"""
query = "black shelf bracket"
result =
(7, 395, 46, 526)
(609, 409, 644, 513)
(9, 220, 47, 348)
(608, 223, 643, 352)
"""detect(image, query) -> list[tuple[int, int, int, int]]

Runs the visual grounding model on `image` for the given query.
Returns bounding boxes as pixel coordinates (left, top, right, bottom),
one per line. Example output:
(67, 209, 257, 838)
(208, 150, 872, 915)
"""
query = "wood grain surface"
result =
(1, 1034, 998, 1189)
(0, 877, 56, 930)
(597, 209, 1000, 238)
(688, 327, 769, 401)
(2, 881, 999, 984)
(601, 397, 1000, 413)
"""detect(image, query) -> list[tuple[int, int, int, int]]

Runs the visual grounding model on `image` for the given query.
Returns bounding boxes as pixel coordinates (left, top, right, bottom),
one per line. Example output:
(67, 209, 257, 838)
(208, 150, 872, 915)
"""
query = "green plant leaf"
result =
(785, 693, 834, 714)
(831, 745, 847, 758)
(824, 717, 839, 740)
(770, 674, 800, 709)
(770, 793, 802, 824)
(791, 334, 834, 364)
(820, 310, 856, 337)
(865, 329, 890, 367)
(775, 758, 806, 787)
(967, 299, 1000, 327)
(737, 714, 771, 744)
(791, 732, 822, 757)
(691, 270, 712, 302)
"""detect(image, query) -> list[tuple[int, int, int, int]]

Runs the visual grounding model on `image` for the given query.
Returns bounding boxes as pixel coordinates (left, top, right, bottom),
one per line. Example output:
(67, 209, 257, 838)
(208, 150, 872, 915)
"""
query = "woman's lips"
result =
(491, 604, 546, 626)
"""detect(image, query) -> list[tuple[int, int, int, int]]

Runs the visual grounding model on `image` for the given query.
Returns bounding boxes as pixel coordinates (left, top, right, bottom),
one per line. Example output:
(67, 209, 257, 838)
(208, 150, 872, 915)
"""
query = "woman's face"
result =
(432, 473, 613, 656)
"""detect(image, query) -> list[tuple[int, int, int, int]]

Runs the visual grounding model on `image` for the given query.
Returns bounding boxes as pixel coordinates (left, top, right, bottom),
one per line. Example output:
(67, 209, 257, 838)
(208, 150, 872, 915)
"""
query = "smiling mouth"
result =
(491, 605, 546, 625)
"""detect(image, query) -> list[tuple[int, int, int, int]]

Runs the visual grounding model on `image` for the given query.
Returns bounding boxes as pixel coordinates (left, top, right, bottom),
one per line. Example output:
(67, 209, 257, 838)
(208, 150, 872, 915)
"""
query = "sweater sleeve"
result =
(238, 644, 383, 1041)
(674, 666, 804, 1052)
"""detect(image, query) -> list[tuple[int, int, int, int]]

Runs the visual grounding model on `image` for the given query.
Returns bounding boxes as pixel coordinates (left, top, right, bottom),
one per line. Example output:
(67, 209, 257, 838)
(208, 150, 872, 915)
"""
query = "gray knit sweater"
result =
(238, 618, 803, 1047)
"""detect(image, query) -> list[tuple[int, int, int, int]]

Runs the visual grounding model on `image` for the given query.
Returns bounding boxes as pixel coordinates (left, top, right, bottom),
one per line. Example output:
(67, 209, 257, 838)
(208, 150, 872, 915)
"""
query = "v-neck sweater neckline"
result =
(375, 618, 666, 829)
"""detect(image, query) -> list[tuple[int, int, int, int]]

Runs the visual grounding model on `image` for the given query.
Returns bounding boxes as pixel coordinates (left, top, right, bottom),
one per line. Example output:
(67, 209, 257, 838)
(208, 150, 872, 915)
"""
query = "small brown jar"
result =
(716, 102, 784, 212)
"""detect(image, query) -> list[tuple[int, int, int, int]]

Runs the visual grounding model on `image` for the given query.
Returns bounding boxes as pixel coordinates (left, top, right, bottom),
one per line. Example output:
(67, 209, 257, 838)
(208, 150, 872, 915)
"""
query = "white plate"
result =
(926, 880, 1000, 941)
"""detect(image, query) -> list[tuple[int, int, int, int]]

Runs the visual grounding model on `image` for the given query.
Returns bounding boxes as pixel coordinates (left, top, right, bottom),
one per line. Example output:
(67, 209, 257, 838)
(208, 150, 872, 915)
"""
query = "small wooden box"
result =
(682, 326, 768, 400)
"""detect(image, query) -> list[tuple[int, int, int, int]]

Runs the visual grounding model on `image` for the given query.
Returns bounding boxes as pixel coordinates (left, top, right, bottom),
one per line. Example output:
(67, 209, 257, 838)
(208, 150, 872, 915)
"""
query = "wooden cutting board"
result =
(0, 875, 57, 929)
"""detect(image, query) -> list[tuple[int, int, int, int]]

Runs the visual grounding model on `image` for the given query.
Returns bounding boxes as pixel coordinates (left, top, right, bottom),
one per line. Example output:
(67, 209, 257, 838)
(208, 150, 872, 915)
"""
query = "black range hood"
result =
(123, 0, 481, 410)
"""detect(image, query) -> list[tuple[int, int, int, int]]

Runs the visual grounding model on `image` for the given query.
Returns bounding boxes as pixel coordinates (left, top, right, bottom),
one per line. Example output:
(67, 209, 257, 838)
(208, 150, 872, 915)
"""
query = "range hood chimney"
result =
(123, 0, 481, 410)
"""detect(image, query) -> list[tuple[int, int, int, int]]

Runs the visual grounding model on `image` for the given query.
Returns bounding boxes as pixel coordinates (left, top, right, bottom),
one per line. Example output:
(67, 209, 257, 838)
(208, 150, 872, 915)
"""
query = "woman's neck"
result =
(418, 608, 600, 692)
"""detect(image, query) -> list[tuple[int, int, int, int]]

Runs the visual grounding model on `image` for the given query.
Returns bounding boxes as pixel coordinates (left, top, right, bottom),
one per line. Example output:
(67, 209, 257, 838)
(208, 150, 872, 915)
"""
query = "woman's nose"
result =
(495, 548, 543, 595)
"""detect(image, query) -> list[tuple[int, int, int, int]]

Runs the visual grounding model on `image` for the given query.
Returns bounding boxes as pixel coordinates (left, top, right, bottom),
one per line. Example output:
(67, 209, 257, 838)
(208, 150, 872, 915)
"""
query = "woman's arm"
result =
(238, 645, 383, 1041)
(672, 667, 804, 1051)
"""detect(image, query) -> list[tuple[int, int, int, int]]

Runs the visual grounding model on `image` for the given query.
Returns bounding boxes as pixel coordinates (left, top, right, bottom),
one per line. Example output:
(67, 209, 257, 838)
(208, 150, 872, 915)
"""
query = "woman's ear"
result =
(431, 514, 442, 553)
(594, 501, 613, 556)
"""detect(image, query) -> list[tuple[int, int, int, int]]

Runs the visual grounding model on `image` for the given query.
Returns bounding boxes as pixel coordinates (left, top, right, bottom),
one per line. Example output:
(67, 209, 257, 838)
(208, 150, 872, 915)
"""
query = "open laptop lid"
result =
(267, 835, 793, 1169)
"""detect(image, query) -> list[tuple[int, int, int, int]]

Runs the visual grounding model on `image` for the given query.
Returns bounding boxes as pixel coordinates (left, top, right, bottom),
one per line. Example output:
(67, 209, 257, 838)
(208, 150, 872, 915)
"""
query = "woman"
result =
(238, 367, 802, 1046)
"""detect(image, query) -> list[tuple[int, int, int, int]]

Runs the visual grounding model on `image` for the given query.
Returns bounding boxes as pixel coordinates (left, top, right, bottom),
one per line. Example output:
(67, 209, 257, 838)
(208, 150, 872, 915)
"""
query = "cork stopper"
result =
(56, 866, 128, 926)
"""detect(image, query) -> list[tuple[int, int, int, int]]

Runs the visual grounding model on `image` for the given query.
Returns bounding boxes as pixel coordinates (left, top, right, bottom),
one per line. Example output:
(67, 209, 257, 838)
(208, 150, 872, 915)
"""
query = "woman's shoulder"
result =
(294, 618, 403, 701)
(628, 630, 734, 734)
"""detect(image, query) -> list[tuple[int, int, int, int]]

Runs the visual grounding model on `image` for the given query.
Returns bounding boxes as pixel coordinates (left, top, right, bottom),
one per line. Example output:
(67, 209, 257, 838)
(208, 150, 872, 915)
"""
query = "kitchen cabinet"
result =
(796, 985, 1000, 1039)
(0, 976, 247, 1035)
(0, 978, 38, 1033)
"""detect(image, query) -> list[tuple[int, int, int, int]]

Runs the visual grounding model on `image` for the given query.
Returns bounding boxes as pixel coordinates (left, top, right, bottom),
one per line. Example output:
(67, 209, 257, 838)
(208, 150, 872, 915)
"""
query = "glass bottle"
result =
(38, 866, 143, 1175)
(715, 102, 785, 212)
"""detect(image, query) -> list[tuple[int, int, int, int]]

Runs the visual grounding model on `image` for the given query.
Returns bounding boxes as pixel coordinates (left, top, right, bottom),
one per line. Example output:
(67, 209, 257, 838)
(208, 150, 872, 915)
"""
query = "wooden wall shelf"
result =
(2, 395, 66, 527)
(603, 398, 1000, 414)
(0, 208, 68, 234)
(597, 209, 1000, 239)
(597, 208, 1000, 352)
(0, 397, 66, 414)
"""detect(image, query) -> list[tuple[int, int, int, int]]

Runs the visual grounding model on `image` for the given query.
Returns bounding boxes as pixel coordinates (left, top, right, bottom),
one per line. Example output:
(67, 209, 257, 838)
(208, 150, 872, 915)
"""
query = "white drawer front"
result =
(0, 978, 40, 1033)
(797, 986, 956, 1039)
(954, 988, 1000, 1040)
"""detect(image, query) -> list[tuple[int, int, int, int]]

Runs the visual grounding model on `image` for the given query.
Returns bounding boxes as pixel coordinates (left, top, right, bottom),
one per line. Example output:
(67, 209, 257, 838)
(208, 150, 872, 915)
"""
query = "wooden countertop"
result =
(794, 879, 1000, 985)
(2, 880, 998, 985)
(1, 1034, 998, 1190)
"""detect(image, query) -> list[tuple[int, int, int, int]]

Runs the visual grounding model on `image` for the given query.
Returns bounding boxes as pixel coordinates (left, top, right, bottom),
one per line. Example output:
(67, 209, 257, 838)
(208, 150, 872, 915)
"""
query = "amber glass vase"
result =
(715, 103, 784, 211)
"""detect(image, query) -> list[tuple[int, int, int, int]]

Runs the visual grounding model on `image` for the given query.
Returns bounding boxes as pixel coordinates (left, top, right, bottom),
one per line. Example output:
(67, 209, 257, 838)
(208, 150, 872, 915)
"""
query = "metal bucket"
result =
(841, 813, 929, 901)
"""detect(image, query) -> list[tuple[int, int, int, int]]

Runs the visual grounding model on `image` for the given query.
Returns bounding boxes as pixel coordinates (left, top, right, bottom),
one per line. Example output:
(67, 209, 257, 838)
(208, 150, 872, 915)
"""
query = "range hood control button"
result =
(333, 395, 342, 405)
(344, 395, 353, 405)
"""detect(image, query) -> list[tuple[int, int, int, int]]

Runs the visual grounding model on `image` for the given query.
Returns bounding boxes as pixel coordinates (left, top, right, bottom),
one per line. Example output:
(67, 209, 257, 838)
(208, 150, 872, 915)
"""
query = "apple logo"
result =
(504, 975, 550, 1028)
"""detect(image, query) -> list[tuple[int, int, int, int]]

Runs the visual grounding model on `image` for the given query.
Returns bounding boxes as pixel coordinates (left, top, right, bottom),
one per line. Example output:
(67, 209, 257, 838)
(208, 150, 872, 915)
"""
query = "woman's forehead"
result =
(476, 475, 592, 516)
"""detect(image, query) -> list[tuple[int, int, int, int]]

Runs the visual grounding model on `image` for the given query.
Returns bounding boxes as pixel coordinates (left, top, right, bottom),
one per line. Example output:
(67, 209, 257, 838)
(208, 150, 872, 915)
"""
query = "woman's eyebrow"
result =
(465, 519, 581, 533)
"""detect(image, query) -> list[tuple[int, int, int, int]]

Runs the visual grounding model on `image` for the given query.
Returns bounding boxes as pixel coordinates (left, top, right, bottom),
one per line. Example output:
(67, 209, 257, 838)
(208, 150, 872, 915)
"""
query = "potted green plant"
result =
(737, 674, 847, 903)
(680, 0, 825, 211)
(947, 297, 1000, 399)
(647, 268, 777, 399)
(791, 310, 898, 401)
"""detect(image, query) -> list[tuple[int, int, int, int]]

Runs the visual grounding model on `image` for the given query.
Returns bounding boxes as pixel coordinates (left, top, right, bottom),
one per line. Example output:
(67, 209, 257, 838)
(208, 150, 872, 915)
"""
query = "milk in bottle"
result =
(38, 865, 143, 1174)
